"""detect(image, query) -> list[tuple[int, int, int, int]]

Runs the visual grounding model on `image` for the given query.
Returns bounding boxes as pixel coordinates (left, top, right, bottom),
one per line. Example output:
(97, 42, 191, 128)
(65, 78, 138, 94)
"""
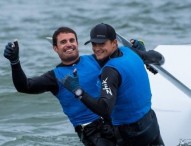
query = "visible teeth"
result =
(66, 49, 73, 52)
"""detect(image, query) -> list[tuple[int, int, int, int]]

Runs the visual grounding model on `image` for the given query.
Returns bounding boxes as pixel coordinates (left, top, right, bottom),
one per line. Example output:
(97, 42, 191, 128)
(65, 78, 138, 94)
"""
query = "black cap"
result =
(84, 23, 116, 45)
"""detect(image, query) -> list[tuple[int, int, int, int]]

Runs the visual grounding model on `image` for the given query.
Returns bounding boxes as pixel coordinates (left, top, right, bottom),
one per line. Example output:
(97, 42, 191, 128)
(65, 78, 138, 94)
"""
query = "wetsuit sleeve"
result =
(132, 48, 164, 65)
(11, 63, 58, 95)
(81, 66, 120, 118)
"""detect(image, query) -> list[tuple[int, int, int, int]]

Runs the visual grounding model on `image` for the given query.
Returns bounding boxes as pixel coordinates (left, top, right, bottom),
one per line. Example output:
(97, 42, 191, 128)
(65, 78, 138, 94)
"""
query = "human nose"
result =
(92, 45, 98, 51)
(92, 43, 100, 49)
(65, 40, 73, 47)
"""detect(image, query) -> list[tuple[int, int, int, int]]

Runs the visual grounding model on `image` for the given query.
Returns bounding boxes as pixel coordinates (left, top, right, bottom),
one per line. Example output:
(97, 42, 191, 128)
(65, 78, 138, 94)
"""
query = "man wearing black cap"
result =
(62, 23, 165, 146)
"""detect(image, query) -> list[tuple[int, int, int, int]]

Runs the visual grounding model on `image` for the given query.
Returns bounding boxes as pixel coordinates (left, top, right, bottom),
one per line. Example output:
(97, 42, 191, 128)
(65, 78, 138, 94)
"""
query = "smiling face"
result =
(53, 32, 79, 65)
(92, 39, 118, 61)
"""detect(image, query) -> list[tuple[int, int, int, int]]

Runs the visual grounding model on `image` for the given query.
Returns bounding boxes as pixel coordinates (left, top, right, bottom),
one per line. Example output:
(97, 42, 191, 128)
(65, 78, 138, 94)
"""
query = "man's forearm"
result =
(133, 49, 164, 65)
(81, 92, 111, 118)
(11, 63, 29, 92)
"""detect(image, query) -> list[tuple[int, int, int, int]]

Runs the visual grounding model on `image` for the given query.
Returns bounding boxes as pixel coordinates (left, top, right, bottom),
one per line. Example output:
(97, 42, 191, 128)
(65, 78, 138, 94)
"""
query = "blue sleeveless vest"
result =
(103, 47, 152, 125)
(54, 55, 100, 127)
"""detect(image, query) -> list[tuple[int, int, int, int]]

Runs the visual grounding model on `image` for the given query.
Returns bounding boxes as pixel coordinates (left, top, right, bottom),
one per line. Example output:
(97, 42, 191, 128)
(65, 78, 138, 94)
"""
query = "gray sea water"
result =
(0, 0, 191, 145)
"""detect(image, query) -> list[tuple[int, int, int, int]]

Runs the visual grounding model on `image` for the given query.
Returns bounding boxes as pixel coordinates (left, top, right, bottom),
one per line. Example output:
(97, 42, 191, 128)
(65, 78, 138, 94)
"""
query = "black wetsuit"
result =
(11, 49, 164, 146)
(79, 49, 164, 146)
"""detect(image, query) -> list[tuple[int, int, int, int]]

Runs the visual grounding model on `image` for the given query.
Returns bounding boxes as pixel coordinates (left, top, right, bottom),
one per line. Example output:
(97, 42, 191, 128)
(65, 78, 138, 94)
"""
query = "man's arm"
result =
(4, 41, 58, 95)
(130, 39, 164, 65)
(129, 39, 164, 74)
(82, 67, 119, 118)
(62, 67, 120, 118)
(133, 49, 165, 65)
(10, 63, 58, 95)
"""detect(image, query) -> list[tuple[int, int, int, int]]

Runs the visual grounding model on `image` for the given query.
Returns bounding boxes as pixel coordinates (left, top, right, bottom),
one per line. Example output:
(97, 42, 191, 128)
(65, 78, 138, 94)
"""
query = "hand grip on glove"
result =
(61, 69, 81, 94)
(4, 40, 20, 65)
(130, 39, 146, 51)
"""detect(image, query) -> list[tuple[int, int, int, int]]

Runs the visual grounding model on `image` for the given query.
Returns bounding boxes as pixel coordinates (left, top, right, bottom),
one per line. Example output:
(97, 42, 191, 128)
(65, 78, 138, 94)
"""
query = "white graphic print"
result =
(102, 77, 112, 95)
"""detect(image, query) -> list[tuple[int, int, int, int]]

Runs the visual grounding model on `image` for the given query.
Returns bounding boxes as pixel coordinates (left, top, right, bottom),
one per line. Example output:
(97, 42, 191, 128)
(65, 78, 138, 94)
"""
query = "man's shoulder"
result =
(80, 54, 96, 61)
(55, 63, 63, 68)
(80, 54, 94, 58)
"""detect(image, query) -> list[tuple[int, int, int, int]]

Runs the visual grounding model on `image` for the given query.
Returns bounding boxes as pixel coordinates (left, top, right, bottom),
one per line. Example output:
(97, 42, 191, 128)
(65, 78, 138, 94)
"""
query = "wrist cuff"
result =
(11, 59, 20, 65)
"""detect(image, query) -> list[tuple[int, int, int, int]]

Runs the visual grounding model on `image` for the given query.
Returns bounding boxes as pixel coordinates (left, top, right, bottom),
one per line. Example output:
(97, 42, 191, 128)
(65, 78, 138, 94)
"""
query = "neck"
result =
(62, 56, 80, 66)
(110, 48, 120, 58)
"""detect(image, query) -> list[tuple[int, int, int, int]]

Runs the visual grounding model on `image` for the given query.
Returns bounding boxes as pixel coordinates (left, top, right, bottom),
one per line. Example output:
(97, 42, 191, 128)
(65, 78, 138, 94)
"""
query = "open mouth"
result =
(65, 48, 75, 53)
(95, 50, 103, 56)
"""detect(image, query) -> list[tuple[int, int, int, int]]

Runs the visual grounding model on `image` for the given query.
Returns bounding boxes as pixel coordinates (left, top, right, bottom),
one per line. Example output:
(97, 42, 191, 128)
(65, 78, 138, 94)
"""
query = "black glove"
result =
(61, 69, 81, 94)
(145, 50, 165, 65)
(4, 41, 19, 65)
(130, 39, 146, 51)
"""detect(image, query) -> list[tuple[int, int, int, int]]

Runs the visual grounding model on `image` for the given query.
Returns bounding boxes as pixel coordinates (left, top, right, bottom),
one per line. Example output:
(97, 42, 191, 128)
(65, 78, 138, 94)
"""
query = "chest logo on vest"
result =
(102, 77, 112, 96)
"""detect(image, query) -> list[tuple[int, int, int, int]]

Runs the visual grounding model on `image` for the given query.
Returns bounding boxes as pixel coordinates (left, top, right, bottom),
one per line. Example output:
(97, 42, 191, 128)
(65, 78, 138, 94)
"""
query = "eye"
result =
(92, 43, 105, 47)
(69, 38, 75, 43)
(60, 40, 67, 45)
(100, 43, 105, 46)
(92, 42, 96, 47)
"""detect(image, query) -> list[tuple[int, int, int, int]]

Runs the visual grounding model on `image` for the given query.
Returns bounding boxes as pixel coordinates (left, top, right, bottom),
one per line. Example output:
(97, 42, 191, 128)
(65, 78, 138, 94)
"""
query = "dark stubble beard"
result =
(61, 53, 79, 63)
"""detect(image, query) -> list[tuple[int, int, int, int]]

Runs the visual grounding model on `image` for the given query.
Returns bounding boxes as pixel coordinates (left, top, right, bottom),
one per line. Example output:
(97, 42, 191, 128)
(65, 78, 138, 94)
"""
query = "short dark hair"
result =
(52, 27, 78, 46)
